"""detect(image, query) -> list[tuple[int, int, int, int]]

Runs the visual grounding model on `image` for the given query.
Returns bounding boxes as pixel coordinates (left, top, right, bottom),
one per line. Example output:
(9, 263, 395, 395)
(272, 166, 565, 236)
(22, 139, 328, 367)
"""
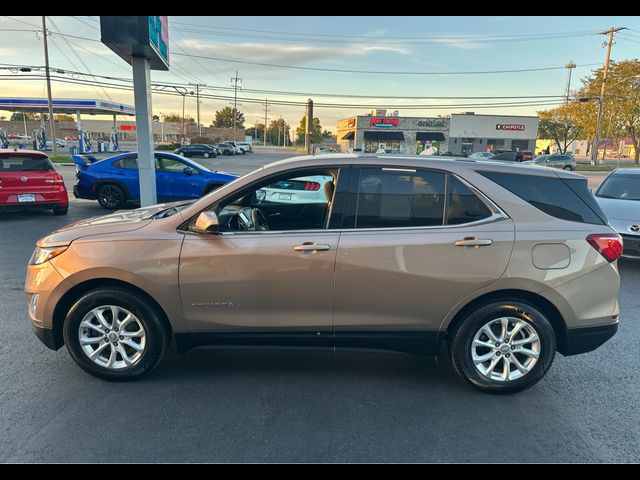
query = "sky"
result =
(1, 16, 639, 133)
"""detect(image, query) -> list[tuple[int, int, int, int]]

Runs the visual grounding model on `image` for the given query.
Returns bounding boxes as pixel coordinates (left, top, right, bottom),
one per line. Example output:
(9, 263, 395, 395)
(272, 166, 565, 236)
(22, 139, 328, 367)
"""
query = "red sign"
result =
(119, 125, 136, 131)
(347, 118, 355, 128)
(496, 124, 525, 131)
(370, 118, 399, 128)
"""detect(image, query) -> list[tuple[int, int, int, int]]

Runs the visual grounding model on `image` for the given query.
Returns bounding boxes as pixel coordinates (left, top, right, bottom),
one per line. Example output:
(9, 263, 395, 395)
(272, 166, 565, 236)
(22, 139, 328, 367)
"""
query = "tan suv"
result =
(25, 155, 621, 393)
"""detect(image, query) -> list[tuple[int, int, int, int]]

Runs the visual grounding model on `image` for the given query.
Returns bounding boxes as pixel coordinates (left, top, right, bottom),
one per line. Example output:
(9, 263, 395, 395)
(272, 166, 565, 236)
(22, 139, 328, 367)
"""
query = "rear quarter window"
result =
(479, 171, 606, 225)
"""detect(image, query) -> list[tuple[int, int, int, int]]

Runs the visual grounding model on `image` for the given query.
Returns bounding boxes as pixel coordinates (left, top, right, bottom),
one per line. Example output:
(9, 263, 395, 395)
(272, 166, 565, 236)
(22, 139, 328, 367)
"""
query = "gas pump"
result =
(0, 129, 9, 149)
(33, 128, 46, 150)
(78, 129, 92, 153)
(109, 129, 119, 152)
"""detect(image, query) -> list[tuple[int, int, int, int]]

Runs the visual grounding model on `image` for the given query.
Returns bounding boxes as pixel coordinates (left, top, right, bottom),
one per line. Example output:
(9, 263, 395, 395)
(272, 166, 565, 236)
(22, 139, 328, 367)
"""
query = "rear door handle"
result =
(294, 242, 331, 252)
(454, 238, 493, 247)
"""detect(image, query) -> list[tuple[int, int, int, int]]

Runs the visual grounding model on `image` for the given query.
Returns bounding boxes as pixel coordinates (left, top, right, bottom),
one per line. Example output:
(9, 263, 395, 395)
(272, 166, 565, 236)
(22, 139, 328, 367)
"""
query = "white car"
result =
(236, 142, 253, 153)
(469, 152, 495, 160)
(256, 175, 334, 204)
(223, 141, 244, 154)
(45, 138, 67, 148)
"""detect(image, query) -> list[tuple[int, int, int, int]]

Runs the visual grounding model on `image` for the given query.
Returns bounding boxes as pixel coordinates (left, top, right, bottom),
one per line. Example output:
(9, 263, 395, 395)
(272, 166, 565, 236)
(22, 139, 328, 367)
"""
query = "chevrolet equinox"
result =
(26, 155, 621, 393)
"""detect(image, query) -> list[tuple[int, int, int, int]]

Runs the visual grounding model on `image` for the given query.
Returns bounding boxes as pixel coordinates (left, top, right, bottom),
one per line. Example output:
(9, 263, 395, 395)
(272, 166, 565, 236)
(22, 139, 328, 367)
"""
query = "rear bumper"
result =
(0, 191, 68, 209)
(559, 321, 618, 356)
(621, 234, 640, 259)
(73, 185, 95, 200)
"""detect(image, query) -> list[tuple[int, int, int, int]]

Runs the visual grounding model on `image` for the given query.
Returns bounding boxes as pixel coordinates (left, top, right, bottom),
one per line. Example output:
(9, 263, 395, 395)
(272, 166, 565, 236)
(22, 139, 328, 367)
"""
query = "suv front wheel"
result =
(63, 287, 170, 380)
(450, 301, 556, 394)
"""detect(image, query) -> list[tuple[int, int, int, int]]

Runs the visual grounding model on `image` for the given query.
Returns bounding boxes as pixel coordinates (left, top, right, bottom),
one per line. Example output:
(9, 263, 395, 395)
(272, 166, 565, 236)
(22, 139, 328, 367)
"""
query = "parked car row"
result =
(175, 141, 253, 158)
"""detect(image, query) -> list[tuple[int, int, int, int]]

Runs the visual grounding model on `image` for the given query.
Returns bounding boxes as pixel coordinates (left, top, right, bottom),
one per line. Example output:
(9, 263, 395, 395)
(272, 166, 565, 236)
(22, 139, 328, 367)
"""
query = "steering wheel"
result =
(251, 208, 269, 231)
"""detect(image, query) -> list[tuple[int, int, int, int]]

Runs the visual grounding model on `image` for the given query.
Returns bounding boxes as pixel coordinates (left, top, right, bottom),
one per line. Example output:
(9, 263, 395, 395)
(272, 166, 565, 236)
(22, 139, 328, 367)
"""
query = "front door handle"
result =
(294, 242, 331, 252)
(454, 237, 493, 247)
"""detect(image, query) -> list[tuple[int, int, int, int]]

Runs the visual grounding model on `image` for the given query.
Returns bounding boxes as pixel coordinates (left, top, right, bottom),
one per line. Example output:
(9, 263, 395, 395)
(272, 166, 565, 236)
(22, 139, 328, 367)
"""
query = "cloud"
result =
(430, 37, 483, 50)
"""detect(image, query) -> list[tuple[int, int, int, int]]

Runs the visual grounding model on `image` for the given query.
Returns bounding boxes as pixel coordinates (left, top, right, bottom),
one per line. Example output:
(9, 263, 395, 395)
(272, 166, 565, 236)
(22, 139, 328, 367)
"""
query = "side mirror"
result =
(191, 211, 220, 234)
(183, 167, 194, 175)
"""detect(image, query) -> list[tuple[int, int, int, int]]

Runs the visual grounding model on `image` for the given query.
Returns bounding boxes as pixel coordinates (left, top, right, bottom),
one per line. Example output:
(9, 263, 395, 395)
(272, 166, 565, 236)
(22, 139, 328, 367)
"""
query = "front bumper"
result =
(559, 321, 618, 356)
(31, 320, 61, 350)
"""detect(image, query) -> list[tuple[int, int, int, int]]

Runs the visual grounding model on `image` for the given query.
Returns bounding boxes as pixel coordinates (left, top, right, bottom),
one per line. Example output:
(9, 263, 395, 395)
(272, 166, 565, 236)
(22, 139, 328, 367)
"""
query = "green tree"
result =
(295, 116, 323, 145)
(245, 123, 265, 141)
(10, 112, 39, 121)
(162, 113, 195, 125)
(321, 130, 335, 138)
(212, 107, 245, 129)
(574, 60, 640, 163)
(266, 118, 291, 146)
(537, 104, 582, 154)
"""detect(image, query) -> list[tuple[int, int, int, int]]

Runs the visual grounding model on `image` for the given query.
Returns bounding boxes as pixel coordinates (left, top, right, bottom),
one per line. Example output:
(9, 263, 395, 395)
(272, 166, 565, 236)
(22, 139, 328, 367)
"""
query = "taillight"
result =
(586, 234, 623, 262)
(45, 173, 64, 184)
(304, 182, 320, 191)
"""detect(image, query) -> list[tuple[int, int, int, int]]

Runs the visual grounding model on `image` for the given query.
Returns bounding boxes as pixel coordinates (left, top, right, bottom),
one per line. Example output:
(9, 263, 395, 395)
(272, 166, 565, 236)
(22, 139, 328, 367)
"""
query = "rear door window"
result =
(446, 175, 493, 225)
(0, 155, 54, 171)
(352, 168, 446, 228)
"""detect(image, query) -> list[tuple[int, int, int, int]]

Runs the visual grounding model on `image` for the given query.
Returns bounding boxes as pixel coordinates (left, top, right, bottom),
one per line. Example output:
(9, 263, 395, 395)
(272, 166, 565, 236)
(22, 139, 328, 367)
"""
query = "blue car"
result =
(73, 152, 238, 210)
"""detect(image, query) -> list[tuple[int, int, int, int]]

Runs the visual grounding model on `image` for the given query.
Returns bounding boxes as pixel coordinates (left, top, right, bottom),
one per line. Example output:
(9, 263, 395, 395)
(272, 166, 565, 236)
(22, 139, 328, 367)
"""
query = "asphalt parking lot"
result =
(1, 150, 639, 462)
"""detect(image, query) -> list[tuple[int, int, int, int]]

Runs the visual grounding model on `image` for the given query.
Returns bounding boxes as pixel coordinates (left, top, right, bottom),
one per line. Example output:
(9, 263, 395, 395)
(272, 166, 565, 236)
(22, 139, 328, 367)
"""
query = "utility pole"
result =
(41, 16, 57, 156)
(263, 98, 269, 147)
(189, 83, 205, 137)
(564, 61, 576, 105)
(591, 27, 627, 165)
(231, 71, 242, 141)
(306, 99, 313, 155)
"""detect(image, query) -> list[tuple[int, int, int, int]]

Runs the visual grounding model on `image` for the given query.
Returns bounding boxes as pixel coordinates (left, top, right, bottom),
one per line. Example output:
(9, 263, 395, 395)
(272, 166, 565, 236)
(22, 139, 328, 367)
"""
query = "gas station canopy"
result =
(0, 98, 135, 116)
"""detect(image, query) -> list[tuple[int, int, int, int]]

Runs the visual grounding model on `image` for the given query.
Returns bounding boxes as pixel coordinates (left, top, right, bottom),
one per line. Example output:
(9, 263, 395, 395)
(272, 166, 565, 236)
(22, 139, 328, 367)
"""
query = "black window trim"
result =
(340, 165, 508, 232)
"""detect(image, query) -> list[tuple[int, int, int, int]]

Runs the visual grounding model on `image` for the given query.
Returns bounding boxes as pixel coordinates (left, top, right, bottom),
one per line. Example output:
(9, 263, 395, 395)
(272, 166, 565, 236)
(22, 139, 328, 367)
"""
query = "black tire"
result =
(224, 150, 231, 156)
(450, 301, 556, 394)
(53, 205, 68, 215)
(97, 184, 125, 210)
(563, 165, 573, 171)
(63, 287, 170, 381)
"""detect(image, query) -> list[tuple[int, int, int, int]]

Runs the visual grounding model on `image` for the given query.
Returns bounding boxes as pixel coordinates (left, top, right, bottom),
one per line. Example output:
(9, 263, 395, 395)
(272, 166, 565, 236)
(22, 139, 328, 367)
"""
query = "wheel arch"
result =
(93, 179, 130, 201)
(442, 289, 568, 353)
(51, 278, 173, 349)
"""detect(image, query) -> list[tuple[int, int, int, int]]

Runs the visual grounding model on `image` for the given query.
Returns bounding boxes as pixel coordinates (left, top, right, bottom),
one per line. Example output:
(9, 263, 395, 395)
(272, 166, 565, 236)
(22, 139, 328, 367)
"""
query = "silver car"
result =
(595, 168, 640, 258)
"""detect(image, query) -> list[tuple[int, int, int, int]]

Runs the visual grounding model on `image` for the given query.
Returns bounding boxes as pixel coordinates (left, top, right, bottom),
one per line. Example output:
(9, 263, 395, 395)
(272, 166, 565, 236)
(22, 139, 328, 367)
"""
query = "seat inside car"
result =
(324, 179, 335, 207)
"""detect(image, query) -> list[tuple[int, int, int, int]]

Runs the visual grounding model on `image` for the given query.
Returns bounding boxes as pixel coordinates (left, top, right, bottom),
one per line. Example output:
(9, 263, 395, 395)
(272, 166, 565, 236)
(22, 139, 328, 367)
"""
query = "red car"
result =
(520, 150, 534, 161)
(0, 150, 68, 215)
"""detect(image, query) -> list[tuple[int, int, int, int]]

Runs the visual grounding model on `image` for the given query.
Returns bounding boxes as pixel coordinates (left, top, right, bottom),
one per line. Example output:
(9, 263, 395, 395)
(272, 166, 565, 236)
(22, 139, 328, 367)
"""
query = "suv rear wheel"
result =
(63, 287, 170, 380)
(450, 301, 556, 394)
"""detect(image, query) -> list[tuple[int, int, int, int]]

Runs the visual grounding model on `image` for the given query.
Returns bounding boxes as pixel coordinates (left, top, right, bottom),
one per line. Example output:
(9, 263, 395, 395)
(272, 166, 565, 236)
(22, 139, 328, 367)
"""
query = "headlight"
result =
(29, 246, 68, 265)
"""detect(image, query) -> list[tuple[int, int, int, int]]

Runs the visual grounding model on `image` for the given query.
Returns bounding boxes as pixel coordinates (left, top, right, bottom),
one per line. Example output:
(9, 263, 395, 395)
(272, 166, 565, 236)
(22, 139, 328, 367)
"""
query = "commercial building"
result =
(447, 113, 539, 155)
(336, 111, 539, 155)
(337, 110, 449, 154)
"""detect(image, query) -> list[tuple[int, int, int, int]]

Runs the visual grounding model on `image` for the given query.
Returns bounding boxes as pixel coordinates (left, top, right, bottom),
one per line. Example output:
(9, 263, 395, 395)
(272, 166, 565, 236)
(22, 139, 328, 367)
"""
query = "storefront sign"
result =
(370, 118, 399, 128)
(418, 119, 446, 128)
(119, 125, 136, 131)
(496, 124, 525, 131)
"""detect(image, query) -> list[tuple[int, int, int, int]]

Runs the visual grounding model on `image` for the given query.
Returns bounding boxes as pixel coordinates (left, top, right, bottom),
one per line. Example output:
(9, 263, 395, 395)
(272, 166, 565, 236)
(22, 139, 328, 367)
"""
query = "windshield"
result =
(596, 174, 640, 201)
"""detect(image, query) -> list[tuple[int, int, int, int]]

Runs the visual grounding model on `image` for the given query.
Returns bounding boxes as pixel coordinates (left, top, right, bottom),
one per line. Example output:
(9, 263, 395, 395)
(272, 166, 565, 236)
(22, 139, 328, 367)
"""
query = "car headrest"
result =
(324, 180, 335, 206)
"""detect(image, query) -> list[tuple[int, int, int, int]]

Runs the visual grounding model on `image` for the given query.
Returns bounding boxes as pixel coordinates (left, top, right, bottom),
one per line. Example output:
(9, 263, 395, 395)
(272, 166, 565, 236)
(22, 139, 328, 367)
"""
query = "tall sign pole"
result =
(101, 16, 170, 207)
(41, 16, 57, 156)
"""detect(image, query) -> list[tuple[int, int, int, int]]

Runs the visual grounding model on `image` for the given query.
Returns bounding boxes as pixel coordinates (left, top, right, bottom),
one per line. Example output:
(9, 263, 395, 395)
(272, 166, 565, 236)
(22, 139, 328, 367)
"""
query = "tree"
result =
(266, 118, 291, 146)
(54, 114, 75, 122)
(162, 113, 195, 125)
(537, 104, 582, 154)
(152, 114, 160, 121)
(295, 116, 323, 145)
(574, 60, 640, 163)
(321, 130, 335, 138)
(10, 112, 39, 121)
(245, 123, 265, 141)
(212, 107, 245, 129)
